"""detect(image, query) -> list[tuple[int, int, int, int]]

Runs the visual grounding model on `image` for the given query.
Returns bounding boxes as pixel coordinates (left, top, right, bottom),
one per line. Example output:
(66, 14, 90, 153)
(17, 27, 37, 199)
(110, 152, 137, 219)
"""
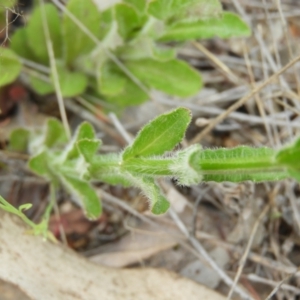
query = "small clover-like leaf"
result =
(9, 128, 30, 152)
(123, 107, 191, 160)
(59, 173, 101, 219)
(0, 47, 22, 87)
(125, 58, 202, 97)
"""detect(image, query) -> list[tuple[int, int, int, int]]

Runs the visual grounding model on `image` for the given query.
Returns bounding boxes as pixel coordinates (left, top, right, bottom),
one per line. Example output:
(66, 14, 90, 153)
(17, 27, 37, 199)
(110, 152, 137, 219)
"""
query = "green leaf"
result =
(160, 12, 251, 41)
(29, 76, 55, 95)
(28, 151, 50, 177)
(131, 176, 170, 214)
(117, 37, 175, 61)
(276, 137, 300, 169)
(26, 3, 62, 64)
(0, 47, 22, 87)
(54, 64, 88, 97)
(63, 122, 96, 161)
(19, 203, 33, 212)
(9, 128, 30, 152)
(59, 174, 101, 219)
(44, 118, 69, 148)
(148, 0, 199, 20)
(0, 0, 17, 9)
(10, 28, 36, 61)
(125, 58, 202, 97)
(99, 8, 113, 40)
(105, 72, 149, 106)
(98, 61, 126, 96)
(123, 107, 191, 160)
(123, 0, 146, 13)
(77, 139, 101, 163)
(115, 3, 141, 39)
(63, 0, 101, 65)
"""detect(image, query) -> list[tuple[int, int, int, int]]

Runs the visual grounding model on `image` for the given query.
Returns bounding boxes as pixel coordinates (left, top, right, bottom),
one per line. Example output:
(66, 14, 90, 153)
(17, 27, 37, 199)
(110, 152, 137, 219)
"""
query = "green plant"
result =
(1, 0, 250, 107)
(8, 107, 300, 225)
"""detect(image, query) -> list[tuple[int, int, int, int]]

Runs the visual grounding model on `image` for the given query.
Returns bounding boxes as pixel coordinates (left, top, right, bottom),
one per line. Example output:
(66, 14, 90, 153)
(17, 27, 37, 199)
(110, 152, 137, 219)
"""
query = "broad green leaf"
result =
(115, 3, 141, 39)
(160, 12, 251, 41)
(10, 28, 36, 61)
(125, 58, 202, 97)
(98, 61, 126, 96)
(63, 0, 101, 65)
(59, 174, 101, 219)
(54, 64, 88, 97)
(0, 47, 22, 87)
(30, 76, 55, 95)
(26, 3, 62, 64)
(9, 128, 30, 152)
(77, 139, 101, 163)
(105, 72, 149, 106)
(44, 118, 69, 148)
(122, 107, 191, 160)
(28, 151, 50, 177)
(123, 0, 146, 13)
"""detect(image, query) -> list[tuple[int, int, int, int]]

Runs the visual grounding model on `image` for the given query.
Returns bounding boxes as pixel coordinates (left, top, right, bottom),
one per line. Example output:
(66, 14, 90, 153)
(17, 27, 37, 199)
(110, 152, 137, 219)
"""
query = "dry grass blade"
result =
(191, 54, 300, 144)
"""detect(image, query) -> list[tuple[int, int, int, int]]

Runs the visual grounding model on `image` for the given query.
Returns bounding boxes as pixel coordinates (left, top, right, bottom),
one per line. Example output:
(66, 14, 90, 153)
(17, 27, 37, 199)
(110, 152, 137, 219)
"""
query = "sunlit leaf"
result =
(123, 107, 191, 160)
(0, 47, 22, 87)
(125, 58, 202, 97)
(160, 12, 251, 41)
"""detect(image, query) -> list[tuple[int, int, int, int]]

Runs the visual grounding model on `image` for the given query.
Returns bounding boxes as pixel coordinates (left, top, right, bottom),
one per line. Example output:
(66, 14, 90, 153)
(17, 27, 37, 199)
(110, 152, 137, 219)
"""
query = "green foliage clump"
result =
(1, 0, 250, 107)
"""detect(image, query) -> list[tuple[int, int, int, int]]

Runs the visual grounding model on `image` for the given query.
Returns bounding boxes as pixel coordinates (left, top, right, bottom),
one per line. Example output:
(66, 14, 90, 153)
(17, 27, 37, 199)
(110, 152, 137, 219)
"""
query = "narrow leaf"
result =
(160, 12, 251, 41)
(123, 107, 191, 160)
(0, 47, 22, 87)
(63, 0, 101, 65)
(125, 58, 202, 97)
(60, 174, 101, 219)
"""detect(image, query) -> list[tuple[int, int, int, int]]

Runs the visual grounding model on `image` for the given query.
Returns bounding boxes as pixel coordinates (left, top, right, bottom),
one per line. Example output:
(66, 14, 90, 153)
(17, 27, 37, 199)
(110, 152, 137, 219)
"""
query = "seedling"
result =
(8, 107, 300, 226)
